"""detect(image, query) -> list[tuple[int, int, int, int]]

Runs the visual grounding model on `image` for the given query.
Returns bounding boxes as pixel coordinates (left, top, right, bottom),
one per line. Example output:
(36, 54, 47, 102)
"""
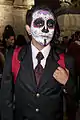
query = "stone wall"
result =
(57, 14, 80, 37)
(0, 4, 27, 39)
(0, 0, 34, 40)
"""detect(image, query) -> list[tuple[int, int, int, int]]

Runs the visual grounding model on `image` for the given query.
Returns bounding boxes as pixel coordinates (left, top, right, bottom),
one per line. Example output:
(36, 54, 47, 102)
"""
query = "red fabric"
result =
(58, 53, 65, 68)
(12, 47, 22, 84)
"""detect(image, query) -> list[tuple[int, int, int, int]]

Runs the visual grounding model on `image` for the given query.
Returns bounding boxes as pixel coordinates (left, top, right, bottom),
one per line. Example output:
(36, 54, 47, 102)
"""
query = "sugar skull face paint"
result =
(30, 10, 55, 46)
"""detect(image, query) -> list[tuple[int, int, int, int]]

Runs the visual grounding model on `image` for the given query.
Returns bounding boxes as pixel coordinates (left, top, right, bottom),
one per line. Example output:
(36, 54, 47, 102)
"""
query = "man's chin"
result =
(39, 42, 48, 47)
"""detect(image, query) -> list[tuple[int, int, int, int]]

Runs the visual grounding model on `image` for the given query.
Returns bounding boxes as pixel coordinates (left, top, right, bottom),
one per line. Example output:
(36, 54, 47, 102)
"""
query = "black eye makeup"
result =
(33, 18, 44, 28)
(47, 19, 55, 28)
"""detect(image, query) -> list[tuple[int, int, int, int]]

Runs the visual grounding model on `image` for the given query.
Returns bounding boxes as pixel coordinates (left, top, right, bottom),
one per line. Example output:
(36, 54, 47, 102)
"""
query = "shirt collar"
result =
(41, 44, 51, 59)
(31, 42, 51, 59)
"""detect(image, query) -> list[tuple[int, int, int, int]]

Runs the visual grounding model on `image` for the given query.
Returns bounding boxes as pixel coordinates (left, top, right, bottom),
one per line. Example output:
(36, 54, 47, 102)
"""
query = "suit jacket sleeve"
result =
(1, 48, 14, 120)
(64, 54, 76, 97)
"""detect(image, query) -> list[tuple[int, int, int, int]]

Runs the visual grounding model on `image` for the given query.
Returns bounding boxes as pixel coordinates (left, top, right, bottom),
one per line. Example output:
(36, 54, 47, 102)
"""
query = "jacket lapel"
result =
(19, 45, 37, 92)
(39, 49, 59, 89)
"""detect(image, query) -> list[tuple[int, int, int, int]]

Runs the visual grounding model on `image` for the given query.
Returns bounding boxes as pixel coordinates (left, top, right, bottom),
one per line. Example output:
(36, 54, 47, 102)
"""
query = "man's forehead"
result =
(32, 10, 54, 20)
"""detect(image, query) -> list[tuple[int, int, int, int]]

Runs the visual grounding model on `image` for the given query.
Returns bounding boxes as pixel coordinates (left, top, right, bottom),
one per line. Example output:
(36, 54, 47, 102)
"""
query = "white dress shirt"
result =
(31, 43, 51, 69)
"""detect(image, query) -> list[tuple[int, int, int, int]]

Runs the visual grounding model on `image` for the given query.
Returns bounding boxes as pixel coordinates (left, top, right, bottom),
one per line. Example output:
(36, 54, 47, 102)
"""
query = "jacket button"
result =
(63, 88, 67, 93)
(36, 93, 40, 97)
(36, 108, 39, 112)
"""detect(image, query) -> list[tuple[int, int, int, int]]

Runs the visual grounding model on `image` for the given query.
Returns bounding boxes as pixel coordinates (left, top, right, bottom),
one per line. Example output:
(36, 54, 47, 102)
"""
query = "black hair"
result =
(2, 25, 15, 47)
(15, 34, 27, 46)
(3, 25, 15, 39)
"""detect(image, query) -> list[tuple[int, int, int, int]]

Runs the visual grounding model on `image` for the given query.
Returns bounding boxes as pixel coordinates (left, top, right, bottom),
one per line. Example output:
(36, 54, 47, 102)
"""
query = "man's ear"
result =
(25, 25, 31, 35)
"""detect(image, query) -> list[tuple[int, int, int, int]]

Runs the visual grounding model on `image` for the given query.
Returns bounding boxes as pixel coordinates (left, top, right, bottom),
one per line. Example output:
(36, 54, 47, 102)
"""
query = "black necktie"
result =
(34, 52, 44, 85)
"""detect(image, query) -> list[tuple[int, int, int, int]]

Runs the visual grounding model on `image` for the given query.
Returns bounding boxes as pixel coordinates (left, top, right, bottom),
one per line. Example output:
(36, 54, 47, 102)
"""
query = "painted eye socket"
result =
(33, 18, 44, 27)
(47, 19, 55, 28)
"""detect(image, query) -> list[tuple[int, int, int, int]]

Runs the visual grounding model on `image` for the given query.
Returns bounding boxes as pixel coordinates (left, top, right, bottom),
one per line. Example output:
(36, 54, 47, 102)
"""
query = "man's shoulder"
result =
(55, 47, 75, 65)
(65, 53, 74, 60)
(55, 46, 74, 61)
(65, 53, 75, 67)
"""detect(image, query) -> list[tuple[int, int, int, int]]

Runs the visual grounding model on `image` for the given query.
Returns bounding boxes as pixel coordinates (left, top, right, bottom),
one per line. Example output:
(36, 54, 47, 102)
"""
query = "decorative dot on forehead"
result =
(32, 10, 54, 20)
(38, 10, 50, 15)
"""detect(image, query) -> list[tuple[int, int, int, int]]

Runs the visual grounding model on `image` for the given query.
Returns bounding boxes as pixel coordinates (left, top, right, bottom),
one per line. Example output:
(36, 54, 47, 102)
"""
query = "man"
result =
(1, 5, 76, 120)
(2, 25, 15, 57)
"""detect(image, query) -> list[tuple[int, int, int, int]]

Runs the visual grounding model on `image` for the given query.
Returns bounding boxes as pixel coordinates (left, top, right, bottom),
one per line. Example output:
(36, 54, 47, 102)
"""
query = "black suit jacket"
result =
(1, 43, 76, 120)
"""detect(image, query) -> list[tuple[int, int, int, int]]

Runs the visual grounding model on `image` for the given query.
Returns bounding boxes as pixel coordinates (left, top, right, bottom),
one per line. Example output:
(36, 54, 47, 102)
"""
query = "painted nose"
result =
(42, 27, 49, 33)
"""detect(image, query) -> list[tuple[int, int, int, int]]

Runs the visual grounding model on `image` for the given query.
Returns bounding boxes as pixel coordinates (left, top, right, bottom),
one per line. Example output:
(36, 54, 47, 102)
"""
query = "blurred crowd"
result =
(0, 25, 27, 87)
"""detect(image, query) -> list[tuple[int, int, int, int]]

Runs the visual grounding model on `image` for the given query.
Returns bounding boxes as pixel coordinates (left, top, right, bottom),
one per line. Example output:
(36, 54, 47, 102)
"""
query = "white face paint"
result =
(30, 10, 55, 46)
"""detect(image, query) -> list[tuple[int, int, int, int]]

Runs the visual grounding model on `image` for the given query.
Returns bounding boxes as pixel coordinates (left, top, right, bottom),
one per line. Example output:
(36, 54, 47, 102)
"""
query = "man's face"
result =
(6, 36, 15, 47)
(30, 10, 55, 46)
